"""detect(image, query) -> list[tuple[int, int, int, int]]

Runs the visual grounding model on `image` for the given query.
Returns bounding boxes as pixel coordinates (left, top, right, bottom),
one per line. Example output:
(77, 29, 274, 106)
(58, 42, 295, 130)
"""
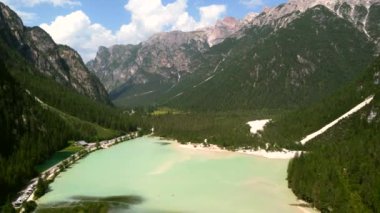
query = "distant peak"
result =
(244, 0, 380, 28)
(218, 16, 239, 24)
(243, 12, 259, 23)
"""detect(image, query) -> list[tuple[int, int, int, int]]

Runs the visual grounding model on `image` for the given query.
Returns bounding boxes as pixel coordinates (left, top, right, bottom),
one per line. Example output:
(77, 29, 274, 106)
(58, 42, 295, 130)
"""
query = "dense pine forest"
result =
(149, 110, 265, 149)
(287, 94, 380, 212)
(0, 59, 78, 205)
(259, 56, 380, 150)
(287, 57, 380, 212)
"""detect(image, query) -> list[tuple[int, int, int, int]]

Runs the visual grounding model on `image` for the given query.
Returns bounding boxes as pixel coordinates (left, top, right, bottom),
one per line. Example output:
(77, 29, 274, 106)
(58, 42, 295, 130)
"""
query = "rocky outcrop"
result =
(0, 2, 110, 104)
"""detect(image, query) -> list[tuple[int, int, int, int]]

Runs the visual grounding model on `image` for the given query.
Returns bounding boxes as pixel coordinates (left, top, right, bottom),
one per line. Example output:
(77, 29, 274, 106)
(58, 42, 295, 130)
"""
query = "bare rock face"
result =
(88, 30, 210, 91)
(58, 45, 110, 103)
(204, 17, 242, 46)
(87, 19, 244, 92)
(0, 2, 110, 104)
(140, 30, 209, 74)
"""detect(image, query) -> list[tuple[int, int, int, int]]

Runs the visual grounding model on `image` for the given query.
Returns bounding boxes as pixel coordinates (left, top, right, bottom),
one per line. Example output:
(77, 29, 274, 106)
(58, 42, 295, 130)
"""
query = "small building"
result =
(76, 140, 88, 147)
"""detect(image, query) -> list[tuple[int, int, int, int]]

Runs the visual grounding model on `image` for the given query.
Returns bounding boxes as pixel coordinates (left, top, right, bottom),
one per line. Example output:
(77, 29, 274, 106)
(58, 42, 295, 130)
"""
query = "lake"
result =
(37, 136, 305, 212)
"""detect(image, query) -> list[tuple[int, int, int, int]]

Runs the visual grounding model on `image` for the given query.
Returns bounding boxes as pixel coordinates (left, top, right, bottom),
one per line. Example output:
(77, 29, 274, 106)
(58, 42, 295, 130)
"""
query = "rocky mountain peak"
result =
(144, 30, 208, 48)
(216, 17, 240, 28)
(244, 0, 380, 40)
(243, 12, 259, 24)
(203, 17, 242, 46)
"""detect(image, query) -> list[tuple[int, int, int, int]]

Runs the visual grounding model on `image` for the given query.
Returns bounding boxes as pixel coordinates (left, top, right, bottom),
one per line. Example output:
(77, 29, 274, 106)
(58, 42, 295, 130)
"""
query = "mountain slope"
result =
(87, 31, 210, 93)
(258, 52, 379, 150)
(287, 56, 380, 212)
(165, 5, 376, 111)
(0, 59, 79, 204)
(87, 18, 244, 107)
(87, 17, 242, 94)
(0, 3, 110, 104)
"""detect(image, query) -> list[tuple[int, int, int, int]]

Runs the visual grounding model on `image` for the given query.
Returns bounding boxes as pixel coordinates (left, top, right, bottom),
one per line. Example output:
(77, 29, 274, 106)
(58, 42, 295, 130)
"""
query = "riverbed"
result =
(37, 136, 305, 212)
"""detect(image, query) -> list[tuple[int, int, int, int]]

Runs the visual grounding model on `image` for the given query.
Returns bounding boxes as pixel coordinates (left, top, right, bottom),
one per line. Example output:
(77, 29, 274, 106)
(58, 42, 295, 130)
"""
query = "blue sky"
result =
(3, 0, 287, 61)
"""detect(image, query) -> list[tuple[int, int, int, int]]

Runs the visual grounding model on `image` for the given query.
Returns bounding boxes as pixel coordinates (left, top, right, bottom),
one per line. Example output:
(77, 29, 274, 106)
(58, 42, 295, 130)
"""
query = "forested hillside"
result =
(258, 56, 380, 150)
(149, 110, 268, 149)
(165, 5, 375, 111)
(0, 59, 80, 204)
(288, 94, 380, 212)
(287, 57, 380, 212)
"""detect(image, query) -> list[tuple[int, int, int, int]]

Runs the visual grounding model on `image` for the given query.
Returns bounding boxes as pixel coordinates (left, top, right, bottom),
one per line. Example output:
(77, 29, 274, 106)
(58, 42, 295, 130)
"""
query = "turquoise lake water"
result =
(37, 136, 304, 212)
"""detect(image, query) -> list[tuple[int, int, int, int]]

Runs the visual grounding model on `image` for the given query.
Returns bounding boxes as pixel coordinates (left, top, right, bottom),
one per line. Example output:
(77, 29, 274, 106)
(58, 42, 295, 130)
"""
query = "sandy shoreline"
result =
(171, 140, 300, 160)
(161, 118, 299, 160)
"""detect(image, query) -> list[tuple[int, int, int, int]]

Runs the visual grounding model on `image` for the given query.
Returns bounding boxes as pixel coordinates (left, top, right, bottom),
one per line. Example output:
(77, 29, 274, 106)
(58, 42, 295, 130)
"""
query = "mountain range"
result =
(88, 0, 380, 109)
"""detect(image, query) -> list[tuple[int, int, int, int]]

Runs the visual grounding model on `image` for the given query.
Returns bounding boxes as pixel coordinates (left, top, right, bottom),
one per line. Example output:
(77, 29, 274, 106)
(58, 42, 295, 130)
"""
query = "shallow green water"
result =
(38, 136, 303, 212)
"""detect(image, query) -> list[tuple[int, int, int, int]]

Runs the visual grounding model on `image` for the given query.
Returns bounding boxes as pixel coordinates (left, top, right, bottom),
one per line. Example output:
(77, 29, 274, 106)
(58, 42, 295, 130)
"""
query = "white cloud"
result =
(198, 5, 226, 28)
(116, 0, 188, 44)
(40, 0, 227, 61)
(19, 0, 80, 7)
(240, 0, 264, 8)
(117, 0, 226, 43)
(40, 11, 116, 61)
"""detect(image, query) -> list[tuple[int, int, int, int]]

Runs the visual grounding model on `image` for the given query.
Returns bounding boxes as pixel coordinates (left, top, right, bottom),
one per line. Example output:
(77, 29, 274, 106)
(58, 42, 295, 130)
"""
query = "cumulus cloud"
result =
(40, 0, 227, 61)
(199, 5, 226, 27)
(116, 0, 188, 44)
(40, 11, 116, 61)
(240, 0, 264, 8)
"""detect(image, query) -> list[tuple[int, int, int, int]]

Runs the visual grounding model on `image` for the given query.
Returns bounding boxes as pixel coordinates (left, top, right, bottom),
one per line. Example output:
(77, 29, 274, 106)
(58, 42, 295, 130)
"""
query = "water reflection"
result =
(37, 195, 143, 212)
